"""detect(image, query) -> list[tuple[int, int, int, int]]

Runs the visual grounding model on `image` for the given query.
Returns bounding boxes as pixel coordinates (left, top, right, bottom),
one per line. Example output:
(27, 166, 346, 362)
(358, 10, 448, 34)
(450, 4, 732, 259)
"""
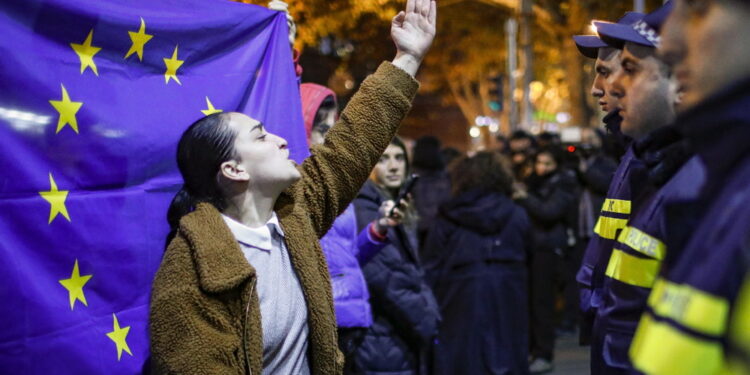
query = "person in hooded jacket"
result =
(352, 136, 441, 375)
(422, 151, 531, 375)
(301, 83, 409, 373)
(514, 146, 578, 374)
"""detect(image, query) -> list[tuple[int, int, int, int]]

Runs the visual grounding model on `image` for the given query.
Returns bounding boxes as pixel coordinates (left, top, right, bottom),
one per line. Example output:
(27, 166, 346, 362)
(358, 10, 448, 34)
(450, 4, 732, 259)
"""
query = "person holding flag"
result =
(148, 1, 437, 375)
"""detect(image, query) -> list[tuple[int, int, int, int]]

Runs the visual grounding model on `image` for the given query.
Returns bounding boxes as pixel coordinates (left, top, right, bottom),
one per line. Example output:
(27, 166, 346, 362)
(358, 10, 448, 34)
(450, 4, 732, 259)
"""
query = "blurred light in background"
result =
(589, 21, 598, 34)
(469, 126, 481, 138)
(556, 112, 571, 124)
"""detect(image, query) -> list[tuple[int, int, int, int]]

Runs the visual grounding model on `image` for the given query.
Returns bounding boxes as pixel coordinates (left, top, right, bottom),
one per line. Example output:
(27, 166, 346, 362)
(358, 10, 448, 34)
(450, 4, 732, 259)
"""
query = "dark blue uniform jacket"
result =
(577, 145, 648, 342)
(630, 78, 750, 375)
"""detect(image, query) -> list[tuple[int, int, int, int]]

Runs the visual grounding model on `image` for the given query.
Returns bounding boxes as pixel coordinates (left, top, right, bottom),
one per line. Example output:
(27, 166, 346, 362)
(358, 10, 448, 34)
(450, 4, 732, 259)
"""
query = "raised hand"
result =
(391, 0, 437, 76)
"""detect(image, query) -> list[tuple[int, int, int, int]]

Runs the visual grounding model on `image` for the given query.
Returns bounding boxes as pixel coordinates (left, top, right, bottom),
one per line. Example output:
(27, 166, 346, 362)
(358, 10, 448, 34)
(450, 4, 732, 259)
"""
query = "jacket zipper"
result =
(243, 278, 257, 375)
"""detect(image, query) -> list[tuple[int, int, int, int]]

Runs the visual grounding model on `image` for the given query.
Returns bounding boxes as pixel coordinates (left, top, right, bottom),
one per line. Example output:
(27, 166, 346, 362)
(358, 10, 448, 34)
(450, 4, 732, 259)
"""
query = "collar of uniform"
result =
(676, 75, 750, 192)
(222, 212, 285, 251)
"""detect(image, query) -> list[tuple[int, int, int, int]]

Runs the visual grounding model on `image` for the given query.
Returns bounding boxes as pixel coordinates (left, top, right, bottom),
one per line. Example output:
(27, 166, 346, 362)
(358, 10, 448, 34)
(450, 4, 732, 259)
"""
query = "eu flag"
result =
(0, 0, 307, 372)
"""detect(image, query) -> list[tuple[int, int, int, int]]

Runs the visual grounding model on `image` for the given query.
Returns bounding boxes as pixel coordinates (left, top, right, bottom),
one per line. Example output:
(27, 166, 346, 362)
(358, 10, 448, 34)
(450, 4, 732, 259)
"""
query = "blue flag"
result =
(0, 0, 307, 372)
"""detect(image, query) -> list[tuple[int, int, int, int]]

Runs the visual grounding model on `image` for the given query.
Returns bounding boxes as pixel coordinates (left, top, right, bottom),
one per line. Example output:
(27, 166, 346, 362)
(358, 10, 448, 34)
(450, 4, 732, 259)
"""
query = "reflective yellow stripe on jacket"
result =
(605, 249, 661, 288)
(602, 198, 632, 214)
(630, 314, 728, 375)
(729, 276, 750, 374)
(604, 226, 666, 287)
(594, 217, 628, 240)
(593, 199, 631, 239)
(648, 278, 729, 336)
(618, 226, 666, 260)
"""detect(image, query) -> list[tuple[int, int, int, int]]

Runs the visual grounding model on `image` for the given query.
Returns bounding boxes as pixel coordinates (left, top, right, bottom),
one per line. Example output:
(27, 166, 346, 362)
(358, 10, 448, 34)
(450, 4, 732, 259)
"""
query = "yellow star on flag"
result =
(125, 18, 153, 61)
(39, 172, 70, 224)
(106, 313, 133, 361)
(58, 259, 92, 310)
(201, 97, 223, 116)
(70, 29, 101, 76)
(49, 84, 83, 134)
(163, 45, 184, 85)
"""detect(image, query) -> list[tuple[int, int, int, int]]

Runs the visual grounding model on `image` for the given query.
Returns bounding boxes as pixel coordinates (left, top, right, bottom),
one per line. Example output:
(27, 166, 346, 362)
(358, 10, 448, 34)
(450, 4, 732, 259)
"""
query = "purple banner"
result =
(0, 0, 307, 372)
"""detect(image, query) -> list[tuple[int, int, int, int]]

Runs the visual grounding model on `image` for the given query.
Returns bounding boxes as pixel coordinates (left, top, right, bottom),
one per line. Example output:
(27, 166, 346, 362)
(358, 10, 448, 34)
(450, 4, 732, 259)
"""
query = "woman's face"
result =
(224, 112, 301, 188)
(534, 152, 558, 177)
(373, 144, 406, 189)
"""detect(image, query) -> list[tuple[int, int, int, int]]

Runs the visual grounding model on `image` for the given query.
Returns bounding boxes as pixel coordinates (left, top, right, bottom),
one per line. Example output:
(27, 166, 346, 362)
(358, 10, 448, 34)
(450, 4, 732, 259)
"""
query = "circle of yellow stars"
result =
(41, 15, 236, 362)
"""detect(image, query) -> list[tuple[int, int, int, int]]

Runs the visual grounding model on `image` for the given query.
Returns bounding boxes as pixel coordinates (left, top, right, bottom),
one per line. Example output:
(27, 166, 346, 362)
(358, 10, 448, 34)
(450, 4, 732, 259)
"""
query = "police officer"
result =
(577, 3, 689, 373)
(574, 10, 666, 374)
(586, 2, 709, 374)
(627, 0, 750, 373)
(572, 13, 643, 349)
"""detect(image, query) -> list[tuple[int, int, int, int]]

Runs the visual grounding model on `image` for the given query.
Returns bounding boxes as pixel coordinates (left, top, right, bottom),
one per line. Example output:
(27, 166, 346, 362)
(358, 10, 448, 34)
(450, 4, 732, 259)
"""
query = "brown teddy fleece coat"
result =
(149, 62, 419, 375)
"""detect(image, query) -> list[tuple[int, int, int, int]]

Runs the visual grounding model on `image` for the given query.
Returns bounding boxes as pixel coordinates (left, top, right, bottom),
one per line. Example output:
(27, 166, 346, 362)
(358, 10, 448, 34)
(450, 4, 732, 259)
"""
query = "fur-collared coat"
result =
(149, 62, 418, 375)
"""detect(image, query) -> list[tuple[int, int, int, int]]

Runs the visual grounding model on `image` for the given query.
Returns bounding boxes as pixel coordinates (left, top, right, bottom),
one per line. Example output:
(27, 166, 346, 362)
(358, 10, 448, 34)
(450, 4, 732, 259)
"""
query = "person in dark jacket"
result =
(422, 152, 531, 375)
(628, 0, 750, 372)
(514, 147, 578, 374)
(586, 5, 685, 374)
(571, 17, 634, 343)
(575, 11, 680, 368)
(411, 135, 451, 247)
(352, 137, 441, 375)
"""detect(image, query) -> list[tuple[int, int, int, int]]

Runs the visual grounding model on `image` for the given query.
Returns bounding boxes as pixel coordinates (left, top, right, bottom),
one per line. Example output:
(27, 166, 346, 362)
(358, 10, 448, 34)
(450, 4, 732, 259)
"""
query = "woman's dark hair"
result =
(166, 113, 237, 242)
(534, 146, 565, 167)
(450, 151, 514, 196)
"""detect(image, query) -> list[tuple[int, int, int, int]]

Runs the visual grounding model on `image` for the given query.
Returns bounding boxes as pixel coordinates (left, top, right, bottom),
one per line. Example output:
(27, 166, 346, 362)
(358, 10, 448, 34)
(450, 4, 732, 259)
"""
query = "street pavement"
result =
(548, 333, 590, 375)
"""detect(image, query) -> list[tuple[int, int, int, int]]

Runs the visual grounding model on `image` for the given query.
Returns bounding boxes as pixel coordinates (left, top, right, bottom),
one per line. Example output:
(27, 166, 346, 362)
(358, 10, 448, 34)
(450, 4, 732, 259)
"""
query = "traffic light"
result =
(488, 75, 503, 112)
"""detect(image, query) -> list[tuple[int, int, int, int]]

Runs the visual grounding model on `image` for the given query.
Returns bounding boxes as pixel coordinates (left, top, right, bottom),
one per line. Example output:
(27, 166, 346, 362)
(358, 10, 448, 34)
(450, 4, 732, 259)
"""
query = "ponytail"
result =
(166, 187, 197, 245)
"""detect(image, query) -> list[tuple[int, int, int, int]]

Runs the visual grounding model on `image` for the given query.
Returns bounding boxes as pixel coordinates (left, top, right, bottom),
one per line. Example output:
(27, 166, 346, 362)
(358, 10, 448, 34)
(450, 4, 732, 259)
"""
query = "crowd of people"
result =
(148, 0, 750, 374)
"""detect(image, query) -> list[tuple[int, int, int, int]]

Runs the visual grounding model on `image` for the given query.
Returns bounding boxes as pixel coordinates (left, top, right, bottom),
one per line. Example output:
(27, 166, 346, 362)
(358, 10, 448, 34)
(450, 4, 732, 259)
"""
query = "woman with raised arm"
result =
(148, 1, 437, 374)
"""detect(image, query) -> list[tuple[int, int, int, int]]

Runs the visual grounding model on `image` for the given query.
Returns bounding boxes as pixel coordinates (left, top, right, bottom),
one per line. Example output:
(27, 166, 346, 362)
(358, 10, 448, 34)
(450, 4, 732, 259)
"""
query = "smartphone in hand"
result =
(389, 174, 419, 217)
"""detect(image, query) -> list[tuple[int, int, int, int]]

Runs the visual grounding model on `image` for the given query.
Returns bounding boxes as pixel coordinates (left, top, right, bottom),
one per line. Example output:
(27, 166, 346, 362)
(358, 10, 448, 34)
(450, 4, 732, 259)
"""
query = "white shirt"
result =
(222, 213, 310, 375)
